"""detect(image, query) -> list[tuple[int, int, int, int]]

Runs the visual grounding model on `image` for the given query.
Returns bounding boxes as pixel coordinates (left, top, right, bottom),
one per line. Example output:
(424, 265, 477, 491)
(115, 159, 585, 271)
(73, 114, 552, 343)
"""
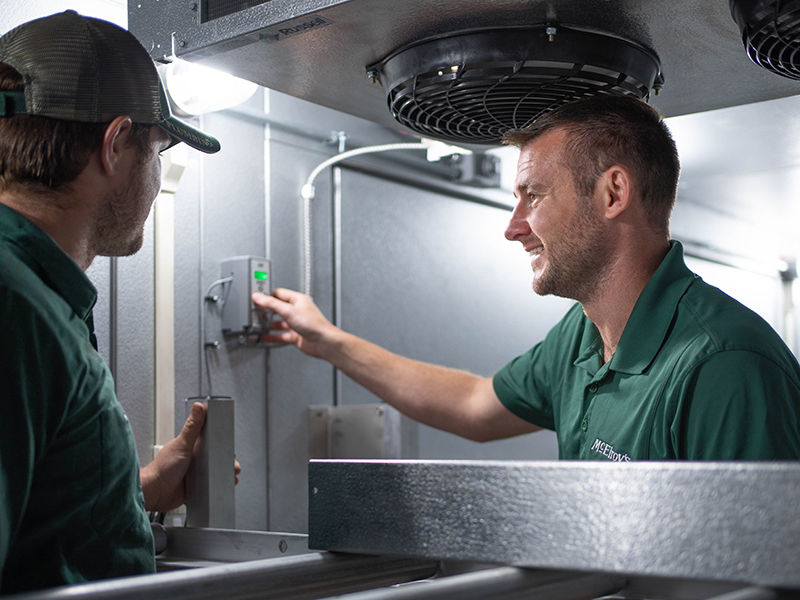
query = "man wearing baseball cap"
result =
(0, 11, 223, 593)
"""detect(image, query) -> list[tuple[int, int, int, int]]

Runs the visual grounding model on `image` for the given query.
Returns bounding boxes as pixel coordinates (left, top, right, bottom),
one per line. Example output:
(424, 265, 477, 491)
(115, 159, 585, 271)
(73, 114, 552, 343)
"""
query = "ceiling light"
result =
(164, 58, 258, 116)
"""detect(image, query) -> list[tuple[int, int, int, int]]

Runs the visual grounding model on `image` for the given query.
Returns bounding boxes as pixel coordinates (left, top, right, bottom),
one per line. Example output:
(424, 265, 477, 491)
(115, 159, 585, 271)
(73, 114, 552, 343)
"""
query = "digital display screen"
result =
(254, 271, 268, 281)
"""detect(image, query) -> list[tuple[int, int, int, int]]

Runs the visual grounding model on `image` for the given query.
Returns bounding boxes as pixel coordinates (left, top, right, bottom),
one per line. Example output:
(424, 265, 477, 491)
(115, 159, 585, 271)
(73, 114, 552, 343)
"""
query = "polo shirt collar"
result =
(574, 316, 604, 378)
(0, 203, 97, 321)
(608, 240, 697, 375)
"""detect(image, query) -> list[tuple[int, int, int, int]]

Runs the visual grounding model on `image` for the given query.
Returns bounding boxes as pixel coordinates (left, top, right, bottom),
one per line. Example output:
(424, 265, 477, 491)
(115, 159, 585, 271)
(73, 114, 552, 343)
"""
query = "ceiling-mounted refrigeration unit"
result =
(366, 25, 664, 144)
(130, 0, 800, 145)
(730, 0, 800, 80)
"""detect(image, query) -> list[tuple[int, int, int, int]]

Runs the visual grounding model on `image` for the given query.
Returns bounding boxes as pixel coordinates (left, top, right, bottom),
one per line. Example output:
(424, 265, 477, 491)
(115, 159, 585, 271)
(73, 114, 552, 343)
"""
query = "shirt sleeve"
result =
(493, 340, 557, 431)
(0, 288, 155, 591)
(493, 303, 589, 432)
(0, 294, 66, 584)
(673, 350, 800, 459)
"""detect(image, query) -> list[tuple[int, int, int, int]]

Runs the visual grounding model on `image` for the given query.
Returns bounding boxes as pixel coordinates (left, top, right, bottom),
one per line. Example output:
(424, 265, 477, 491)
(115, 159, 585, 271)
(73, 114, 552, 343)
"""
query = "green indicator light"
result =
(254, 271, 268, 281)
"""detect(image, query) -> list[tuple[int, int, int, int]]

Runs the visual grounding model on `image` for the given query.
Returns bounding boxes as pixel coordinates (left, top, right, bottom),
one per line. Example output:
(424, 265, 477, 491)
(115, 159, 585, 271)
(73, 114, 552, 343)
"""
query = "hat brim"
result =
(157, 79, 220, 154)
(158, 115, 221, 154)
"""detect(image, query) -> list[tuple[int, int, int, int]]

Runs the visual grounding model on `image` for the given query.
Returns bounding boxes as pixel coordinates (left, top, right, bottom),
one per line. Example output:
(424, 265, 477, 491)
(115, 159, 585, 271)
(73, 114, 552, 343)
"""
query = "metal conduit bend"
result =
(300, 142, 428, 297)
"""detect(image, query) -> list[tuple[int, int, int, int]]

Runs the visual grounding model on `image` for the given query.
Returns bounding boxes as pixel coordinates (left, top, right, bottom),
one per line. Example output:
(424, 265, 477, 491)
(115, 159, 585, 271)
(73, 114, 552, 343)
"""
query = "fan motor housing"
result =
(731, 0, 800, 80)
(369, 25, 664, 145)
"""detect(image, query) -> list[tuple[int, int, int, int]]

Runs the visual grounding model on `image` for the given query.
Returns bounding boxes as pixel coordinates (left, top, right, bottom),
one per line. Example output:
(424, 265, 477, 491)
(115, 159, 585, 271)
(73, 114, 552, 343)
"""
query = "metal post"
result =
(184, 396, 235, 528)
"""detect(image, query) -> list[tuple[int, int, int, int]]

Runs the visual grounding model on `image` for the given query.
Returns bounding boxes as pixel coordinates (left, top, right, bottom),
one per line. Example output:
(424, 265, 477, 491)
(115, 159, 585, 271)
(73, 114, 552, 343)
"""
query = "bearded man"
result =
(254, 95, 800, 460)
(0, 11, 228, 593)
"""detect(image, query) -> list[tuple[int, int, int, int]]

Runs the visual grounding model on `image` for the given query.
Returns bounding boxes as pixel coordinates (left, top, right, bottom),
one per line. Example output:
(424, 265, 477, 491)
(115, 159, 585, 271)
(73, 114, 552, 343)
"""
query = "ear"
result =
(99, 116, 133, 177)
(596, 165, 634, 220)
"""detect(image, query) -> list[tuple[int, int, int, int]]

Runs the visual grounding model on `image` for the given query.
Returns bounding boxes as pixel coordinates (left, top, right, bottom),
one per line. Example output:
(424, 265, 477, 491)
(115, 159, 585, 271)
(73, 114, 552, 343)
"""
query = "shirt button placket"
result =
(581, 382, 599, 440)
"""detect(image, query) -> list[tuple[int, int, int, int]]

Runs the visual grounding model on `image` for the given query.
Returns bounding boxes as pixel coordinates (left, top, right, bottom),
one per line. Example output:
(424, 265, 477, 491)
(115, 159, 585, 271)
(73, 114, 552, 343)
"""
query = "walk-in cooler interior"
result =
(4, 0, 800, 598)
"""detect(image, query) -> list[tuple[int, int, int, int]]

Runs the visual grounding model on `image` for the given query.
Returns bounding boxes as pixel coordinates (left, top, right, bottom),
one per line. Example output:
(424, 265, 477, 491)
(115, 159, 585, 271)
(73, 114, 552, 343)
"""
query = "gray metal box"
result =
(220, 256, 271, 334)
(309, 404, 418, 459)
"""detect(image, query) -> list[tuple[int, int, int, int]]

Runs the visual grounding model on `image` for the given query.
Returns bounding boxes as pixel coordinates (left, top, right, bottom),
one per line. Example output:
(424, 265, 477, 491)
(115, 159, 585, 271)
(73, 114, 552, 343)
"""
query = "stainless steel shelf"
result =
(156, 527, 310, 569)
(308, 460, 800, 588)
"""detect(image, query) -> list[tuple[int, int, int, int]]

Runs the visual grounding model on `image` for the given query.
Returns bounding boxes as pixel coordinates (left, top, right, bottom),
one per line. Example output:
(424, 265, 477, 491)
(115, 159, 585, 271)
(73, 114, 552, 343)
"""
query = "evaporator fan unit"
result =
(730, 0, 800, 80)
(368, 26, 664, 145)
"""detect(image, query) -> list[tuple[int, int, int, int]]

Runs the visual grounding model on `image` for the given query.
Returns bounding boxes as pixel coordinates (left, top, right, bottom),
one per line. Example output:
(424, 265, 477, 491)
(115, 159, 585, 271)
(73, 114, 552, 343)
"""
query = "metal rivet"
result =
(366, 70, 378, 84)
(313, 487, 318, 494)
(279, 539, 288, 553)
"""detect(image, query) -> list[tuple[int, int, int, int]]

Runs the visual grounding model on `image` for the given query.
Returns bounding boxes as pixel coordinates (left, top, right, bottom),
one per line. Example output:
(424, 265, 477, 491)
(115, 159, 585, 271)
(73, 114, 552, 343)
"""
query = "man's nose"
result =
(505, 199, 531, 241)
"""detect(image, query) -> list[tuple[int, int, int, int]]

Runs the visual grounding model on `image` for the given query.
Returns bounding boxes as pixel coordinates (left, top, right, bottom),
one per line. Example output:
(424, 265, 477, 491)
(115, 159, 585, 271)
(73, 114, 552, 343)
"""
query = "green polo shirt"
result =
(494, 241, 800, 460)
(0, 204, 155, 593)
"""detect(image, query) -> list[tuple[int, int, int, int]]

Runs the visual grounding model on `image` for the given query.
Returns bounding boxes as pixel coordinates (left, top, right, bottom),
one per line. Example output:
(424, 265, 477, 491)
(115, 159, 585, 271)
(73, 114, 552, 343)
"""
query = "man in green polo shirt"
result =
(253, 95, 800, 460)
(0, 12, 223, 593)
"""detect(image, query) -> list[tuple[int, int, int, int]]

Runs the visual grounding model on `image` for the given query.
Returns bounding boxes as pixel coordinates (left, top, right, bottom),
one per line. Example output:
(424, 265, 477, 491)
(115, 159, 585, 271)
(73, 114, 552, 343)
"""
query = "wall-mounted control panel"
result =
(220, 256, 271, 334)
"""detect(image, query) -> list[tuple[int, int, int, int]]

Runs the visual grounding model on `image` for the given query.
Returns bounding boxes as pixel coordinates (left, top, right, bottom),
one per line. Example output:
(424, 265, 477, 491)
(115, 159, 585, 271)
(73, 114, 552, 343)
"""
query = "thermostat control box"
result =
(220, 256, 271, 333)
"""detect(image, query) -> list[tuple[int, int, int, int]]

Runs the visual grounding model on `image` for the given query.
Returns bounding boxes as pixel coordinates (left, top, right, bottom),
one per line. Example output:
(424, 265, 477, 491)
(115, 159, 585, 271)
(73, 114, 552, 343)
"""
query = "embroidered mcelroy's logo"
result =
(591, 438, 631, 462)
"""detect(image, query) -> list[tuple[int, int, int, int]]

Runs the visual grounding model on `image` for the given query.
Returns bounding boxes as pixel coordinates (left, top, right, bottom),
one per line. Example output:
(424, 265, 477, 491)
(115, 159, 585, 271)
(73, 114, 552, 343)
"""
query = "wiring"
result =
(202, 276, 233, 396)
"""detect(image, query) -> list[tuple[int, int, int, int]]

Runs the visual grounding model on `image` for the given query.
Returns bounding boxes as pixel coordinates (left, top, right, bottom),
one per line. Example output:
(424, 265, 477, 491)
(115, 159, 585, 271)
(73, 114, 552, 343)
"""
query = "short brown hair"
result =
(0, 62, 152, 194)
(503, 95, 680, 237)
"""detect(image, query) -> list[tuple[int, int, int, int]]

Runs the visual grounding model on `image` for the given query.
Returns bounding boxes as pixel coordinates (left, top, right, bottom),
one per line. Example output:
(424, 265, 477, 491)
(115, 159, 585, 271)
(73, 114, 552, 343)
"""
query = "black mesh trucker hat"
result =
(0, 10, 220, 154)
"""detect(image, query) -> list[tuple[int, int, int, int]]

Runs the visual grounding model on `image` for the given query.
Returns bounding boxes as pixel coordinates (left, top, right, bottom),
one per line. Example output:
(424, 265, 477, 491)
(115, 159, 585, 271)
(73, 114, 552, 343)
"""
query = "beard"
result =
(91, 149, 153, 258)
(533, 199, 612, 303)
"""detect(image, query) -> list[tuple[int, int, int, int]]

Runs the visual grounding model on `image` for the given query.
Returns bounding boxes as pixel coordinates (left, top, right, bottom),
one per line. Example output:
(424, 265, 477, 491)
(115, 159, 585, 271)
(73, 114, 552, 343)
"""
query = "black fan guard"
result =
(731, 0, 800, 80)
(367, 25, 664, 145)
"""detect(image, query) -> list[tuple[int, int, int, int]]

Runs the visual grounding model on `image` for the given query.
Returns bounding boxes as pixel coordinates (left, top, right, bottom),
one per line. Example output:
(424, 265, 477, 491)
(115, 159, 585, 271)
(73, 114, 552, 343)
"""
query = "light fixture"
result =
(164, 58, 258, 116)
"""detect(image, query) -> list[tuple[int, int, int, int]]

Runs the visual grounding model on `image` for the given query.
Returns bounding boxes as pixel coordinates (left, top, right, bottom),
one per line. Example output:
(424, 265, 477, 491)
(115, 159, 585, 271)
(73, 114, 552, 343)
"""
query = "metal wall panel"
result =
(339, 170, 568, 461)
(88, 251, 155, 470)
(263, 89, 430, 534)
(115, 217, 156, 469)
(173, 149, 203, 405)
(266, 136, 337, 534)
(85, 257, 111, 369)
(189, 103, 269, 530)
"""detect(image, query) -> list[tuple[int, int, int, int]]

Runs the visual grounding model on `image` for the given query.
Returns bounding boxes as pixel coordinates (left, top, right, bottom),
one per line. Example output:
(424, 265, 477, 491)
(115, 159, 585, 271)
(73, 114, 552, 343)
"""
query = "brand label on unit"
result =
(256, 14, 335, 43)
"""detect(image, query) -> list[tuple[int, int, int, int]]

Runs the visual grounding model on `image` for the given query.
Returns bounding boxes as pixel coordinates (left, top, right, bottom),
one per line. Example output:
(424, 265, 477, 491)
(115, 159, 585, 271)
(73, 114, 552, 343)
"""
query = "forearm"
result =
(254, 289, 538, 441)
(139, 464, 160, 512)
(319, 329, 500, 440)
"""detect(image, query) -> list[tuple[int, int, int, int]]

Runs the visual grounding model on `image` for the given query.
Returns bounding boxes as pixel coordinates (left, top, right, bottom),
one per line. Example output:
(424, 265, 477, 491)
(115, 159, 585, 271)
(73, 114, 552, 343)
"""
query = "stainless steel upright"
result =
(308, 460, 800, 589)
(184, 397, 235, 528)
